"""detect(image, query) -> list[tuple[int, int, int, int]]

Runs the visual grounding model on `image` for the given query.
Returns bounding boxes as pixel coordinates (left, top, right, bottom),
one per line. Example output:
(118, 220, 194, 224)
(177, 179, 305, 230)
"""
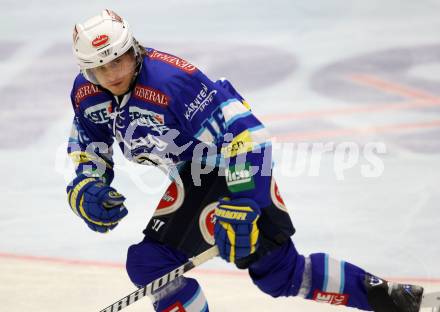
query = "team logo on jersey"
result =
(184, 83, 217, 121)
(199, 202, 217, 245)
(116, 128, 190, 166)
(130, 133, 168, 151)
(83, 101, 112, 124)
(134, 85, 170, 108)
(129, 106, 169, 134)
(115, 126, 170, 164)
(313, 291, 349, 306)
(131, 152, 174, 166)
(92, 35, 109, 48)
(225, 162, 255, 193)
(74, 83, 102, 108)
(153, 181, 185, 217)
(270, 178, 288, 212)
(149, 50, 198, 74)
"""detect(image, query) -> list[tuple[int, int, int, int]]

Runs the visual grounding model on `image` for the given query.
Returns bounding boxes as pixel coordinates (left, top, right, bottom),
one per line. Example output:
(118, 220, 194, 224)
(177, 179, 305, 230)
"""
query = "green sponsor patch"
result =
(226, 162, 255, 193)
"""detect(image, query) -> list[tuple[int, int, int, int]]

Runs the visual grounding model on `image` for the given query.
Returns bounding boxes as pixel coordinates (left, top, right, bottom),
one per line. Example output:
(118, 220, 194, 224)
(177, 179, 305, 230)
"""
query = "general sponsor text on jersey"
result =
(149, 50, 197, 74)
(134, 85, 170, 108)
(74, 83, 101, 108)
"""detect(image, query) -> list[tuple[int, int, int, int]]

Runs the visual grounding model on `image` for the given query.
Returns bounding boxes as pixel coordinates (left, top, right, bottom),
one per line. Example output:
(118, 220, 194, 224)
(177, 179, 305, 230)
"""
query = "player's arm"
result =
(169, 72, 273, 265)
(66, 81, 127, 233)
(170, 74, 272, 204)
(67, 115, 115, 184)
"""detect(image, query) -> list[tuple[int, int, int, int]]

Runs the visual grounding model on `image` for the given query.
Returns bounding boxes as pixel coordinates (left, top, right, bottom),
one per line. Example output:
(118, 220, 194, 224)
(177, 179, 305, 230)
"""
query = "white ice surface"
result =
(0, 0, 440, 298)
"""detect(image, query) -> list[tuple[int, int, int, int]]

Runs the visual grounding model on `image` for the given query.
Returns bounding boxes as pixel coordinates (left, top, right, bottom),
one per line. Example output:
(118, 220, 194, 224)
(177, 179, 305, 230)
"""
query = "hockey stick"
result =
(99, 244, 440, 312)
(99, 246, 219, 312)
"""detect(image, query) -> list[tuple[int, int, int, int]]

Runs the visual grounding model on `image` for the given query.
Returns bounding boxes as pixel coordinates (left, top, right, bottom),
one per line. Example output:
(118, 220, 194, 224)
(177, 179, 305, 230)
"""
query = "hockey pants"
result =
(126, 237, 375, 311)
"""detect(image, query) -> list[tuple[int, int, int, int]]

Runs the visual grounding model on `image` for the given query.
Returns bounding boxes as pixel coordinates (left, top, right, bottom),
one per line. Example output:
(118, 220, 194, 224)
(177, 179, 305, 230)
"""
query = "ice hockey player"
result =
(67, 9, 424, 312)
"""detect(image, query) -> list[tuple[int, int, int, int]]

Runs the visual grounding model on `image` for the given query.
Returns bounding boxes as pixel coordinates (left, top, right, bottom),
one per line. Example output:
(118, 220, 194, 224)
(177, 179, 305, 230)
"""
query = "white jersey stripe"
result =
(184, 285, 208, 311)
(325, 256, 344, 294)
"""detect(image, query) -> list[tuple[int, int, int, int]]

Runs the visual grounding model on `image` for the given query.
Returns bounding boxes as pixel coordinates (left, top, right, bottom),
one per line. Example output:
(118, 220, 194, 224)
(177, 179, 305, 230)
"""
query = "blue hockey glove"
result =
(214, 197, 261, 264)
(66, 175, 128, 233)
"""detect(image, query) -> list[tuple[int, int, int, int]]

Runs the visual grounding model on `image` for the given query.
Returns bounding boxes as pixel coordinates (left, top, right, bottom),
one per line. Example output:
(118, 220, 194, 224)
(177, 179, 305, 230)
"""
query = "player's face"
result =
(90, 51, 136, 96)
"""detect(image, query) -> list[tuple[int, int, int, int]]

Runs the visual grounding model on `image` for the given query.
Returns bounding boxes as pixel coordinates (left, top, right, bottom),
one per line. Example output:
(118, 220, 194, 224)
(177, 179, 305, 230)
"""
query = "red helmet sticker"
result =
(92, 35, 109, 48)
(271, 178, 288, 212)
(153, 181, 184, 217)
(199, 202, 217, 245)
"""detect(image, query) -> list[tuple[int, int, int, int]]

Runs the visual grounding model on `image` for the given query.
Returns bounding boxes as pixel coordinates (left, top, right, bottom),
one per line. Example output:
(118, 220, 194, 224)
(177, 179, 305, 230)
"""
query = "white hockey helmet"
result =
(72, 9, 140, 83)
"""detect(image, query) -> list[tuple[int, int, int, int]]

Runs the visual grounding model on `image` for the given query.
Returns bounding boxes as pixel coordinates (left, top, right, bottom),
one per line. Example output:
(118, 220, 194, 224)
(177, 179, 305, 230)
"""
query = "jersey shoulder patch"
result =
(71, 74, 112, 110)
(147, 49, 198, 74)
(70, 75, 113, 125)
(73, 82, 103, 109)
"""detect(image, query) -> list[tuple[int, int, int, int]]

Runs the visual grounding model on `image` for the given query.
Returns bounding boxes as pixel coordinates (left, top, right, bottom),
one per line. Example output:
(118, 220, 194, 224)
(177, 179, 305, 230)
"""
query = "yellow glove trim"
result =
(220, 221, 236, 263)
(218, 205, 253, 212)
(68, 178, 96, 216)
(78, 196, 120, 227)
(69, 151, 113, 169)
(250, 219, 260, 254)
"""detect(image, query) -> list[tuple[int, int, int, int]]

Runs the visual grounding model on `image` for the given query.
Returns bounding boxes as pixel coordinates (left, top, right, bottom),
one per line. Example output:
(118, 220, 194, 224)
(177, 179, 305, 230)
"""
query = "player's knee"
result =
(126, 237, 188, 287)
(126, 243, 145, 287)
(249, 240, 303, 298)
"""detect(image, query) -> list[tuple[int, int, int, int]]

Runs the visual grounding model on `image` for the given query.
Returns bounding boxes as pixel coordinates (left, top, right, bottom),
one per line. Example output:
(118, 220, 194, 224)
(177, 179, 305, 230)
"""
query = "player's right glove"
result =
(214, 197, 261, 266)
(66, 175, 128, 233)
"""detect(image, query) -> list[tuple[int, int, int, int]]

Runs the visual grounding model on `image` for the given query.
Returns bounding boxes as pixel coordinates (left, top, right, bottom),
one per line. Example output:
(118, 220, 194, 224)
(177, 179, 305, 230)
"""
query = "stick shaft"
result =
(99, 246, 219, 312)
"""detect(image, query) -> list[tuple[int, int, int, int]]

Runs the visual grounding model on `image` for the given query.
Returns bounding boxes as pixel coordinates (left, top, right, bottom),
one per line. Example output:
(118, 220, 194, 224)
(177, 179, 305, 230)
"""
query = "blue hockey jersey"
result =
(68, 48, 273, 207)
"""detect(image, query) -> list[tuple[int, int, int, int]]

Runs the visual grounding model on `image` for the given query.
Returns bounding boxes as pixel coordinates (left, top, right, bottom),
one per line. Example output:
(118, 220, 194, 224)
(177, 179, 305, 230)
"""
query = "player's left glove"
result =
(214, 197, 261, 266)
